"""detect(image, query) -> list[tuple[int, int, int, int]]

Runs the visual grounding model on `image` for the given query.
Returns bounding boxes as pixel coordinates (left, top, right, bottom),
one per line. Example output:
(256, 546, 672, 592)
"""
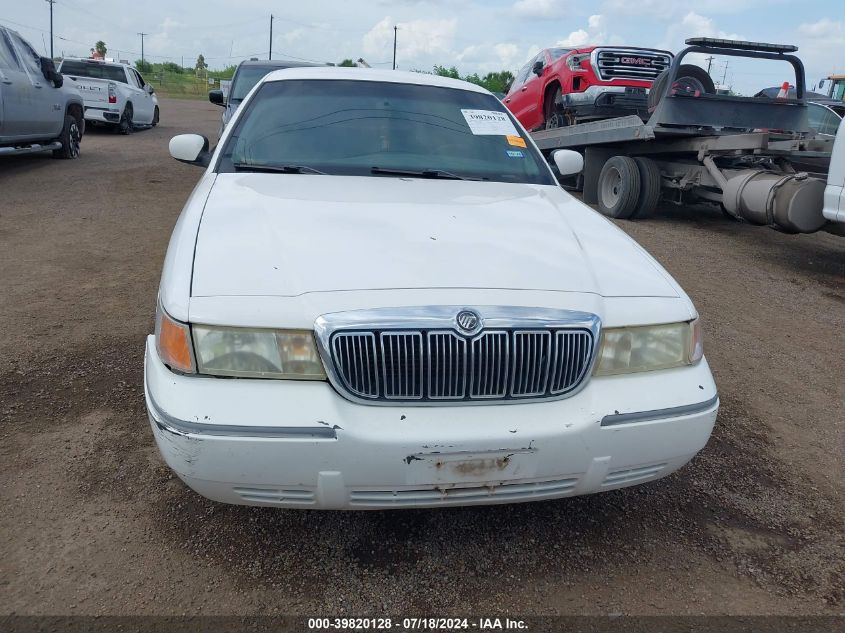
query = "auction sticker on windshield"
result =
(461, 109, 519, 136)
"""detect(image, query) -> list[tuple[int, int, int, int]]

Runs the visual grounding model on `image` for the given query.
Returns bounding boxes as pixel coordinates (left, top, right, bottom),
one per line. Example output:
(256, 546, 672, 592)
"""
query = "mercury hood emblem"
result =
(456, 309, 481, 333)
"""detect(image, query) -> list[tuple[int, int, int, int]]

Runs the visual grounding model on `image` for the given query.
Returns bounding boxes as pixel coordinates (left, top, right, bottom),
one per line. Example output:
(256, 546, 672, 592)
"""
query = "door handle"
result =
(504, 98, 511, 103)
(521, 86, 528, 91)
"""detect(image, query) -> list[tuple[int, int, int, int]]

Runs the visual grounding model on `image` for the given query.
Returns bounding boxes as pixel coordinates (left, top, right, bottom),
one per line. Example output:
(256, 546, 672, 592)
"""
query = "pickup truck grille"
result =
(594, 48, 672, 82)
(328, 327, 594, 403)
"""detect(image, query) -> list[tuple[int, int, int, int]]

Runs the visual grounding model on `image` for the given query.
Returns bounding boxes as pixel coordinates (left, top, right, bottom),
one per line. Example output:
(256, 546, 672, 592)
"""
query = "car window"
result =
(134, 69, 147, 87)
(219, 79, 555, 186)
(10, 32, 40, 76)
(508, 64, 530, 94)
(808, 104, 841, 136)
(231, 66, 288, 101)
(525, 52, 545, 82)
(0, 31, 20, 71)
(59, 60, 129, 83)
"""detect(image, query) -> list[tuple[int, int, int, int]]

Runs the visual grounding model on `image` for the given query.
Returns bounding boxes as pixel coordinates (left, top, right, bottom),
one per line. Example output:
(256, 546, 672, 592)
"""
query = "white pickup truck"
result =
(823, 119, 845, 234)
(57, 58, 159, 133)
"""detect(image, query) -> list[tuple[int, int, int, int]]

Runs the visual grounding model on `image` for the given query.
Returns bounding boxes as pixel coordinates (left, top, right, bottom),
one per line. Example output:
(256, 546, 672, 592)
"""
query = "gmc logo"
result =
(621, 57, 650, 65)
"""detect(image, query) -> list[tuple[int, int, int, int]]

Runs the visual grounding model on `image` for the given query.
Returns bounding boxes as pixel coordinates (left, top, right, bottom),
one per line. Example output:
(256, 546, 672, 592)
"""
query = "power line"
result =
(138, 32, 147, 65)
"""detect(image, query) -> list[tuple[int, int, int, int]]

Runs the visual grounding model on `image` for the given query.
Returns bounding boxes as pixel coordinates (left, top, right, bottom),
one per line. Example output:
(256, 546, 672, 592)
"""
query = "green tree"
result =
(135, 59, 152, 73)
(433, 65, 460, 79)
(95, 40, 107, 56)
(195, 54, 208, 73)
(481, 70, 515, 94)
(338, 58, 356, 67)
(161, 61, 182, 74)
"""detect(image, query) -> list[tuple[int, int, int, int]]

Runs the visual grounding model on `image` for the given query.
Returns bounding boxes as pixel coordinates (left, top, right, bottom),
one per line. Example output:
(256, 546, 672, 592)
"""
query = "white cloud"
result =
(798, 18, 844, 38)
(513, 0, 563, 19)
(588, 14, 604, 30)
(557, 29, 590, 47)
(362, 16, 457, 60)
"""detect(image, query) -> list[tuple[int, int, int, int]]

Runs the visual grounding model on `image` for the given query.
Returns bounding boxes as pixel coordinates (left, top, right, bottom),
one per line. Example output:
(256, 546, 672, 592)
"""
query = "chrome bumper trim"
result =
(145, 393, 338, 439)
(601, 395, 718, 427)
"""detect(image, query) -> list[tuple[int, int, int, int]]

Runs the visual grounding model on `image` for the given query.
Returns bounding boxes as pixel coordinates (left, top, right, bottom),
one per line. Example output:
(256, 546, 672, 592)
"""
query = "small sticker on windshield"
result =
(506, 135, 527, 148)
(506, 150, 525, 158)
(461, 109, 519, 136)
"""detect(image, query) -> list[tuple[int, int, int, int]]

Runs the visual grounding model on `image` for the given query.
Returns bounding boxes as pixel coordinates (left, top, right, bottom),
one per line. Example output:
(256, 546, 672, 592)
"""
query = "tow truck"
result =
(531, 38, 840, 236)
(817, 75, 845, 101)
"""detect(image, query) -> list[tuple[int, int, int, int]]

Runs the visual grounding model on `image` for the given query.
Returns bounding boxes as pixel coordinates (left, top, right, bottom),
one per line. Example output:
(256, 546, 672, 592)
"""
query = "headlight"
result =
(567, 53, 590, 72)
(192, 326, 326, 380)
(594, 319, 703, 376)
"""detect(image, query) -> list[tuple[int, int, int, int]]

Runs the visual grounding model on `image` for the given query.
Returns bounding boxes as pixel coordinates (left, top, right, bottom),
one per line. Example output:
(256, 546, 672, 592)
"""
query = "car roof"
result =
(260, 66, 491, 95)
(238, 59, 323, 68)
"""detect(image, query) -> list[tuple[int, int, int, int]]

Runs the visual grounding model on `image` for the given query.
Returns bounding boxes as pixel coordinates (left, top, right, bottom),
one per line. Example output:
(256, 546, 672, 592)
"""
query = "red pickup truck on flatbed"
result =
(504, 46, 673, 131)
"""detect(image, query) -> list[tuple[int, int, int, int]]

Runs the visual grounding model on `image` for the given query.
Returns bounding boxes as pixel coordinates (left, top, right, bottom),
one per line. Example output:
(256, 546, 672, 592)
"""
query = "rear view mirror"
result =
(170, 134, 211, 167)
(208, 89, 225, 106)
(532, 60, 544, 76)
(552, 150, 584, 176)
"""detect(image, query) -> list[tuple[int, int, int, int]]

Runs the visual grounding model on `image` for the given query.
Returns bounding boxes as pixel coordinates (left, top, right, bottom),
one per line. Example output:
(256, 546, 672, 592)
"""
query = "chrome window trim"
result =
(314, 306, 601, 407)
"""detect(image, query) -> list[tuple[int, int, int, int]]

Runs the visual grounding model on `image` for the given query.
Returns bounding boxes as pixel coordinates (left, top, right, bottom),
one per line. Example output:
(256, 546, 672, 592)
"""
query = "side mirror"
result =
(552, 150, 584, 176)
(169, 134, 211, 167)
(532, 60, 544, 76)
(208, 89, 225, 106)
(145, 84, 155, 94)
(40, 56, 63, 87)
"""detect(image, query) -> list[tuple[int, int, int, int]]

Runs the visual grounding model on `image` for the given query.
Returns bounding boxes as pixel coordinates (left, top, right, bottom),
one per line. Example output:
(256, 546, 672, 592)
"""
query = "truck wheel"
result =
(597, 156, 641, 219)
(631, 157, 661, 218)
(118, 103, 134, 135)
(648, 64, 716, 113)
(52, 114, 82, 159)
(544, 87, 564, 130)
(152, 106, 159, 127)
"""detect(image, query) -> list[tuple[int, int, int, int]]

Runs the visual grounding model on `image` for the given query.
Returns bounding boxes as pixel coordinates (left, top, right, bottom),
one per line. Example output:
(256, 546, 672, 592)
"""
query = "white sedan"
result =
(146, 67, 718, 510)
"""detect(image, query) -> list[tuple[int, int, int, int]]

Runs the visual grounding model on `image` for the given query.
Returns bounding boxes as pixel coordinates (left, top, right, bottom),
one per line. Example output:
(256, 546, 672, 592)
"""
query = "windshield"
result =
(59, 60, 127, 83)
(218, 79, 554, 185)
(231, 65, 291, 101)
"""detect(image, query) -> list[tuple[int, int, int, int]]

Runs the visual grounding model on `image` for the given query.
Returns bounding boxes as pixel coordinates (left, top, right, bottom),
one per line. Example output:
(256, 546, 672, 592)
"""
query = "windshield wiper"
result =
(371, 167, 482, 181)
(233, 163, 327, 175)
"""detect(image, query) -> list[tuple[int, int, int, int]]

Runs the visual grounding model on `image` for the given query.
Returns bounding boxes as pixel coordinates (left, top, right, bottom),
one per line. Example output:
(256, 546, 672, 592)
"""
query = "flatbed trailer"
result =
(531, 38, 839, 235)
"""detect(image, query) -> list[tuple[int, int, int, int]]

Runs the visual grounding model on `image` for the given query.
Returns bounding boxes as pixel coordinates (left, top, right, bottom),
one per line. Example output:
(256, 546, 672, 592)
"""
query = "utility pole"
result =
(269, 14, 273, 60)
(705, 56, 714, 74)
(138, 32, 147, 65)
(45, 0, 56, 59)
(392, 25, 397, 70)
(721, 61, 729, 85)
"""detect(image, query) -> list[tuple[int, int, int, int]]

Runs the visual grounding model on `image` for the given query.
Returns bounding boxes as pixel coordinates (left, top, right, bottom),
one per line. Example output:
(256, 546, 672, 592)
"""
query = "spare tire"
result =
(648, 64, 716, 113)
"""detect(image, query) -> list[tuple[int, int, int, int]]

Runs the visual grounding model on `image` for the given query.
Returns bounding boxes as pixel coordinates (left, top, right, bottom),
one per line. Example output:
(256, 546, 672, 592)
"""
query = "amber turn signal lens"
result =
(155, 305, 195, 373)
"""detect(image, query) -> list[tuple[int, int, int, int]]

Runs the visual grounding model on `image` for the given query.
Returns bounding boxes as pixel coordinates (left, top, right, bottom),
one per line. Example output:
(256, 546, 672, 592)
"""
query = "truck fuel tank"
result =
(722, 170, 827, 234)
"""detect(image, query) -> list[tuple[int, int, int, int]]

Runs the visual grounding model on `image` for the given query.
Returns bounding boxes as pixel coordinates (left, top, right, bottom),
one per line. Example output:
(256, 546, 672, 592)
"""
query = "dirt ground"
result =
(1, 97, 843, 617)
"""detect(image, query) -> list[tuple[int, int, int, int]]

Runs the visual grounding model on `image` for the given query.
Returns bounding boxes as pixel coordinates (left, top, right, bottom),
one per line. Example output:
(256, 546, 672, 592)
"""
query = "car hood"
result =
(190, 174, 680, 299)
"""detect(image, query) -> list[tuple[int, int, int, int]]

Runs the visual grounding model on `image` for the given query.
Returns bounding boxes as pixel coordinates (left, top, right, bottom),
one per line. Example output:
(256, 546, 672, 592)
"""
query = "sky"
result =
(2, 0, 843, 94)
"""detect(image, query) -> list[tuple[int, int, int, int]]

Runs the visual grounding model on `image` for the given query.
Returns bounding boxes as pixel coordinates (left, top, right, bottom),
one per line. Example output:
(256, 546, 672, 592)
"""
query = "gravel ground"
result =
(1, 97, 843, 616)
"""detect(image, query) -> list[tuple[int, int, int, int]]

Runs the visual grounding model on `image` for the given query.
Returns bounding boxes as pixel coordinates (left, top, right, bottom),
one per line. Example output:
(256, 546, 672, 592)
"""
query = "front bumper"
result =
(562, 86, 649, 121)
(144, 335, 718, 510)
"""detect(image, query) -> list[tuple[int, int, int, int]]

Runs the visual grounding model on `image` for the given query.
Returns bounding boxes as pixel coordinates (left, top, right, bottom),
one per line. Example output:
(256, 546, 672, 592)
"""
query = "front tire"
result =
(118, 103, 134, 135)
(52, 114, 82, 159)
(597, 156, 641, 219)
(544, 86, 564, 130)
(151, 106, 159, 127)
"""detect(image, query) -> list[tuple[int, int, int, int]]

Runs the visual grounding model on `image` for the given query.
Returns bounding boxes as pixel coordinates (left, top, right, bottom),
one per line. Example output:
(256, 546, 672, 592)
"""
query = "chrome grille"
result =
(331, 333, 380, 398)
(328, 327, 594, 404)
(594, 48, 672, 82)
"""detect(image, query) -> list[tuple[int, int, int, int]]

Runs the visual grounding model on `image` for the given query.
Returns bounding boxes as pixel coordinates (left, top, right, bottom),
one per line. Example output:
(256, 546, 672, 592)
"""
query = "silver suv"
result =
(0, 26, 85, 158)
